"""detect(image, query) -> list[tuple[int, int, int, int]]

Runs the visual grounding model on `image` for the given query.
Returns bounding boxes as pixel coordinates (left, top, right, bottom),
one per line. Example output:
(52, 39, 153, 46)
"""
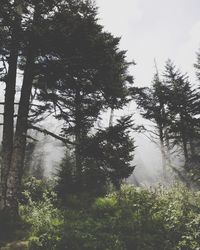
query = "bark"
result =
(4, 2, 43, 215)
(158, 123, 167, 179)
(189, 125, 196, 157)
(0, 10, 21, 210)
(189, 138, 195, 158)
(74, 88, 82, 182)
(109, 108, 114, 127)
(182, 134, 188, 162)
(5, 39, 35, 213)
(181, 118, 189, 163)
(165, 131, 172, 166)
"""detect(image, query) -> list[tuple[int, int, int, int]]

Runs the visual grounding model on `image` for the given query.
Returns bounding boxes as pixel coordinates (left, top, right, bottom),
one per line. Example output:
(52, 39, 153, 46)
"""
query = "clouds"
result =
(96, 0, 200, 86)
(176, 21, 200, 83)
(96, 0, 142, 36)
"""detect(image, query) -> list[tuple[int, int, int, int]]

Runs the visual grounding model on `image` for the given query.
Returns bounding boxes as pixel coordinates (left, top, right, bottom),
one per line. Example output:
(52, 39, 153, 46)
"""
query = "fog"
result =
(1, 0, 200, 185)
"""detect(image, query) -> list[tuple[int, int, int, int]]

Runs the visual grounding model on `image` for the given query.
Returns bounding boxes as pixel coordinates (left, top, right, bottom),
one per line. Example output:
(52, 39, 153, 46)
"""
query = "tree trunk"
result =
(180, 114, 189, 163)
(109, 108, 114, 127)
(4, 2, 40, 215)
(0, 11, 21, 211)
(74, 88, 82, 183)
(189, 138, 195, 158)
(165, 131, 172, 166)
(5, 38, 36, 215)
(182, 133, 188, 163)
(158, 124, 167, 179)
(189, 125, 195, 158)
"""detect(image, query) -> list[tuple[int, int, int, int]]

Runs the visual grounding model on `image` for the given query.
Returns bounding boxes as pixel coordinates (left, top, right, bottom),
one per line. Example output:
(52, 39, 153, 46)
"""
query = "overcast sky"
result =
(95, 1, 200, 183)
(96, 0, 200, 86)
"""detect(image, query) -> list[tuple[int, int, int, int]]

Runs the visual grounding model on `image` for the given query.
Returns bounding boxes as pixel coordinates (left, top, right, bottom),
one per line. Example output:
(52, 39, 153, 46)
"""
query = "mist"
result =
(1, 0, 200, 186)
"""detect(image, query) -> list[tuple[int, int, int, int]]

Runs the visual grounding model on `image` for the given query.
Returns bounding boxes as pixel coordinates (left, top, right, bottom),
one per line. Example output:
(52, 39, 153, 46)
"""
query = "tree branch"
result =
(1, 55, 8, 75)
(28, 124, 75, 145)
(26, 135, 38, 142)
(0, 102, 19, 105)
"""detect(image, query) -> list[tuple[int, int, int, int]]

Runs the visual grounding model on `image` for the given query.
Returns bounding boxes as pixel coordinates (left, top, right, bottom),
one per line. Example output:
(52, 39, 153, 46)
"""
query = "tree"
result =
(0, 0, 22, 212)
(0, 0, 97, 216)
(135, 60, 200, 179)
(163, 60, 200, 163)
(0, 0, 135, 217)
(56, 115, 135, 203)
(33, 5, 134, 187)
(134, 72, 169, 177)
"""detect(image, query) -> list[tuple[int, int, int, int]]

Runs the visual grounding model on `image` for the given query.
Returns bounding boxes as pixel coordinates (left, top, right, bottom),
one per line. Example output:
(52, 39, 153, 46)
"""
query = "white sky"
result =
(96, 0, 200, 86)
(96, 0, 200, 183)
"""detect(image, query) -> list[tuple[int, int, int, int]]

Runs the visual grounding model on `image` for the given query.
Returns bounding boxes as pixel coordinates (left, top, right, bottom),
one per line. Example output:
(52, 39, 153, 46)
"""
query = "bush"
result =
(20, 185, 64, 250)
(21, 183, 200, 250)
(58, 184, 200, 250)
(20, 177, 53, 204)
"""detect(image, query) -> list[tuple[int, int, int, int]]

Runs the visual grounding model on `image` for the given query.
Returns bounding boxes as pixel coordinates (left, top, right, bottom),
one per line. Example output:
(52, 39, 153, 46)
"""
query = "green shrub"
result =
(20, 187, 64, 250)
(20, 183, 200, 250)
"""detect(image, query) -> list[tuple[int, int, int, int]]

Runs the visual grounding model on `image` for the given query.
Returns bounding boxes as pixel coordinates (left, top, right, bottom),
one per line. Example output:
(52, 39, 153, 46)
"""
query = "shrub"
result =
(20, 183, 200, 250)
(20, 186, 64, 250)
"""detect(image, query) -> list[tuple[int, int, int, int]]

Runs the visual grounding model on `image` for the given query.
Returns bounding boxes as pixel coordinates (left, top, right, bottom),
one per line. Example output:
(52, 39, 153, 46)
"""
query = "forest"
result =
(0, 0, 200, 249)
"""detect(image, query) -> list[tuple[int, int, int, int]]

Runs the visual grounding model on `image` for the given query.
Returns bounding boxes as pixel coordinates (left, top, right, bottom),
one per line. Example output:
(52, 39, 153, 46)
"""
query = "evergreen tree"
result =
(0, 0, 94, 215)
(163, 60, 200, 163)
(0, 0, 135, 217)
(33, 4, 134, 189)
(134, 72, 169, 177)
(55, 115, 135, 203)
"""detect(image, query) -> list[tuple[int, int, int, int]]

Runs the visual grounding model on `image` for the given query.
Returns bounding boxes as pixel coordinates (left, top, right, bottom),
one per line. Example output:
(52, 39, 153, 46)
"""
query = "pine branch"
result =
(26, 135, 38, 142)
(28, 124, 75, 145)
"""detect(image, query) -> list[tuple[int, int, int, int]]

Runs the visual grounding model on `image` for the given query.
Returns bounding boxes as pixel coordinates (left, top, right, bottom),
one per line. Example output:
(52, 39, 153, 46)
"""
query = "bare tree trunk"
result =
(165, 131, 172, 166)
(189, 138, 195, 158)
(159, 125, 167, 179)
(189, 125, 195, 158)
(4, 2, 41, 215)
(181, 133, 188, 163)
(5, 38, 35, 215)
(181, 128, 189, 163)
(109, 108, 114, 127)
(0, 11, 21, 211)
(180, 114, 189, 163)
(74, 88, 82, 183)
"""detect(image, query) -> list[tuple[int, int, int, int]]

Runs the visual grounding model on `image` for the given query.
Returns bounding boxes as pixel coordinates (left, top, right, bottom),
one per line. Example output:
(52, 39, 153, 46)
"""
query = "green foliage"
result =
(20, 177, 51, 204)
(82, 116, 135, 189)
(20, 183, 200, 250)
(55, 115, 136, 205)
(55, 153, 108, 207)
(20, 181, 64, 250)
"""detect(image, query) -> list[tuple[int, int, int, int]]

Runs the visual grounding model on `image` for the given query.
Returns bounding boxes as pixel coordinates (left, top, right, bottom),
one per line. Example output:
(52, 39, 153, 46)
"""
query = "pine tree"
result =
(134, 72, 169, 177)
(0, 0, 105, 216)
(163, 60, 200, 163)
(0, 0, 135, 217)
(33, 6, 134, 188)
(55, 115, 135, 203)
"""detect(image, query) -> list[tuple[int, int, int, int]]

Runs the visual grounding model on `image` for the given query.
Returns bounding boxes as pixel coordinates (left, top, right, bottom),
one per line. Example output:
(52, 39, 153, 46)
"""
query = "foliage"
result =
(20, 183, 200, 250)
(135, 59, 200, 183)
(82, 116, 135, 189)
(55, 153, 108, 206)
(20, 180, 64, 250)
(20, 177, 53, 204)
(55, 115, 135, 206)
